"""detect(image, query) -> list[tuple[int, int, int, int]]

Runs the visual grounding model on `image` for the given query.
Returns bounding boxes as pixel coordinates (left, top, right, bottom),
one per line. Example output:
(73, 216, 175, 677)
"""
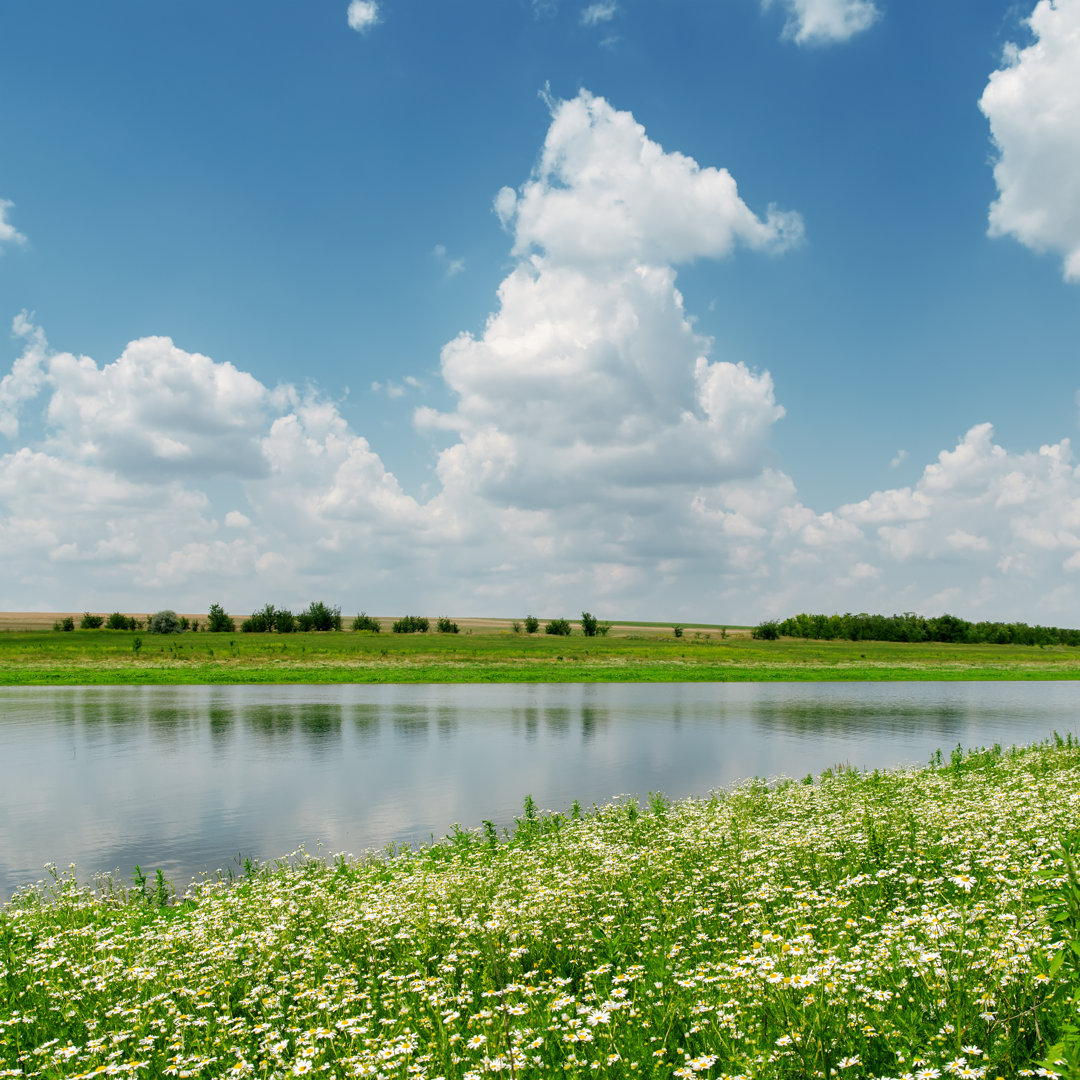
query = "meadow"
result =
(3, 738, 1080, 1078)
(1, 626, 1079, 685)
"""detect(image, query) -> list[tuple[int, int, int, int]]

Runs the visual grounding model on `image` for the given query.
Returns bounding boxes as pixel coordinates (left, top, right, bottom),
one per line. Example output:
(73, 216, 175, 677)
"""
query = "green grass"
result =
(1, 629, 1080, 684)
(4, 739, 1080, 1078)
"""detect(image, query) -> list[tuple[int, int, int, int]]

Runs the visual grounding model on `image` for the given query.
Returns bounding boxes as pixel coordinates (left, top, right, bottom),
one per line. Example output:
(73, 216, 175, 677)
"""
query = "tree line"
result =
(753, 611, 1080, 646)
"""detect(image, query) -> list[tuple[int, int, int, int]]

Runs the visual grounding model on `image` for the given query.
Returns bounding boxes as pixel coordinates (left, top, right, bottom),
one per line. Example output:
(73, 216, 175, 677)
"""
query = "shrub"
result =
(393, 615, 429, 634)
(597, 622, 612, 637)
(437, 617, 459, 634)
(80, 612, 104, 629)
(752, 619, 781, 640)
(581, 611, 599, 637)
(353, 612, 381, 633)
(545, 618, 571, 636)
(242, 604, 278, 633)
(298, 601, 342, 632)
(106, 611, 136, 631)
(148, 610, 182, 634)
(524, 615, 539, 634)
(53, 616, 75, 632)
(512, 621, 522, 634)
(673, 624, 684, 638)
(273, 608, 296, 634)
(207, 603, 235, 633)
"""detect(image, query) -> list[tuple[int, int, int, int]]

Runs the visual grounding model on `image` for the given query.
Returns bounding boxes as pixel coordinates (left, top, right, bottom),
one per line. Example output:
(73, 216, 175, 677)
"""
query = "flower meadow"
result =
(3, 740, 1080, 1079)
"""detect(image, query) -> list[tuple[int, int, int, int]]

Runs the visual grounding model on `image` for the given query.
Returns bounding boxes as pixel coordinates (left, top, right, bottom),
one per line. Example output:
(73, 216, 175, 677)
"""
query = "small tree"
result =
(80, 612, 104, 629)
(353, 612, 381, 633)
(752, 620, 781, 640)
(207, 603, 235, 633)
(437, 617, 459, 634)
(273, 608, 296, 634)
(53, 616, 75, 632)
(673, 624, 684, 638)
(300, 601, 341, 632)
(148, 610, 182, 634)
(524, 615, 539, 634)
(106, 611, 134, 631)
(393, 615, 429, 633)
(581, 611, 598, 637)
(545, 618, 571, 636)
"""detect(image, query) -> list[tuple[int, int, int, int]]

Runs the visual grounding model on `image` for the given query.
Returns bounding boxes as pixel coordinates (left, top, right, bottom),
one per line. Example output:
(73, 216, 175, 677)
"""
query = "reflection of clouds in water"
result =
(1, 681, 1078, 899)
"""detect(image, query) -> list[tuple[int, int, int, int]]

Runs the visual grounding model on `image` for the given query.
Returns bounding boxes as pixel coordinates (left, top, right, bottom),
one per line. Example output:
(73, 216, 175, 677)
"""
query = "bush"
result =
(673, 624, 684, 638)
(273, 608, 296, 634)
(148, 610, 182, 634)
(242, 604, 278, 633)
(80, 612, 104, 629)
(393, 615, 429, 634)
(207, 603, 235, 633)
(296, 601, 341, 632)
(353, 612, 381, 633)
(106, 611, 136, 631)
(581, 611, 598, 637)
(545, 618, 572, 636)
(53, 616, 75, 632)
(752, 619, 781, 640)
(437, 617, 459, 634)
(524, 615, 539, 634)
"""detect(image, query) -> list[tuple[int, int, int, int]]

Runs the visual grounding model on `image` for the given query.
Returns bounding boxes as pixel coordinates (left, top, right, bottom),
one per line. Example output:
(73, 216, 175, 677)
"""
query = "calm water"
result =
(2, 681, 1077, 900)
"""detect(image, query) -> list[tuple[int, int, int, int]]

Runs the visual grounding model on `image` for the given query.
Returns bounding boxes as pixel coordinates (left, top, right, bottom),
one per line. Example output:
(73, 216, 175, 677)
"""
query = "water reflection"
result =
(1, 680, 1077, 901)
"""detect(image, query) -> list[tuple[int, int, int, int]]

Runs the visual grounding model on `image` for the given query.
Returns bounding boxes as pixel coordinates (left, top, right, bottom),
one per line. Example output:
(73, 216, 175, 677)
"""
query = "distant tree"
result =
(672, 625, 684, 638)
(297, 601, 341, 632)
(53, 616, 75, 632)
(352, 612, 381, 633)
(207, 603, 235, 633)
(148, 610, 182, 634)
(106, 611, 135, 631)
(437, 617, 460, 634)
(581, 612, 599, 637)
(545, 618, 572, 636)
(80, 612, 104, 629)
(524, 615, 540, 635)
(273, 608, 296, 634)
(752, 620, 781, 640)
(393, 615, 429, 634)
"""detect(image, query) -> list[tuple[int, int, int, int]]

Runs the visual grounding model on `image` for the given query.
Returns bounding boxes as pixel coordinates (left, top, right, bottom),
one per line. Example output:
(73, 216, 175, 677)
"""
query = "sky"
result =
(1, 0, 1079, 624)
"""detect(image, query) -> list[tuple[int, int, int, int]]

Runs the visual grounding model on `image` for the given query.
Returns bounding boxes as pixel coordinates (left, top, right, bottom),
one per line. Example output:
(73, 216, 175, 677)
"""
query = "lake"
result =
(2, 680, 1077, 901)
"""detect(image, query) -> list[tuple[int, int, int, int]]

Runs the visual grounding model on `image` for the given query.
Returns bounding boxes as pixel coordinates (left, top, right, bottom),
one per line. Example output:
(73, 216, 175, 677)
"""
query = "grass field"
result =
(0, 622, 1079, 684)
(4, 738, 1080, 1078)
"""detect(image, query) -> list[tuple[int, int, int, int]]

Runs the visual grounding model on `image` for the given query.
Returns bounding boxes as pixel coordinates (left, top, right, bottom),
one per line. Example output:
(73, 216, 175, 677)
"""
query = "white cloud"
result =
(433, 243, 466, 277)
(346, 0, 380, 33)
(6, 90, 1080, 624)
(0, 199, 26, 253)
(762, 0, 880, 45)
(980, 0, 1080, 281)
(890, 448, 907, 468)
(581, 2, 617, 26)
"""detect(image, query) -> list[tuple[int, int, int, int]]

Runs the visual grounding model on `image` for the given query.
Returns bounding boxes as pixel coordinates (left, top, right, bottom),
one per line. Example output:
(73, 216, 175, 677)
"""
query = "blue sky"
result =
(1, 0, 1079, 623)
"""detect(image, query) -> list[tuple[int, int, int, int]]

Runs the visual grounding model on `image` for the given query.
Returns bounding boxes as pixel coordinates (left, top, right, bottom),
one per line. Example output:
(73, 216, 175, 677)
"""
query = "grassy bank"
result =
(4, 739, 1080, 1078)
(2, 629, 1080, 684)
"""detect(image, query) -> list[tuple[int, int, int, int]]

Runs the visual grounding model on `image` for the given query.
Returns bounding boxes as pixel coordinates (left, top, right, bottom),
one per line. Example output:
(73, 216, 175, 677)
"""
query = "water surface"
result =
(2, 681, 1077, 900)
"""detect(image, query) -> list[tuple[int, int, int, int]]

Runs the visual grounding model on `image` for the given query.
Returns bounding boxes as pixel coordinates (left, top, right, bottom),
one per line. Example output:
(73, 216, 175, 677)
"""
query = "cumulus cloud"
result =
(762, 0, 880, 45)
(4, 90, 1080, 623)
(980, 0, 1080, 281)
(581, 2, 617, 25)
(346, 0, 380, 33)
(0, 199, 26, 253)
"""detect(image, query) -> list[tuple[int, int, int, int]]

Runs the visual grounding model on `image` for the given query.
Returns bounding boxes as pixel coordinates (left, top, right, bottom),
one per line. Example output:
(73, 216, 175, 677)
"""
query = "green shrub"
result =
(392, 615, 429, 634)
(148, 610, 182, 634)
(545, 618, 571, 636)
(242, 604, 278, 633)
(524, 615, 539, 634)
(752, 619, 781, 640)
(296, 601, 342, 632)
(581, 611, 598, 637)
(353, 612, 381, 633)
(673, 624, 684, 638)
(206, 603, 235, 633)
(106, 611, 136, 631)
(80, 612, 104, 629)
(273, 608, 296, 634)
(437, 617, 459, 634)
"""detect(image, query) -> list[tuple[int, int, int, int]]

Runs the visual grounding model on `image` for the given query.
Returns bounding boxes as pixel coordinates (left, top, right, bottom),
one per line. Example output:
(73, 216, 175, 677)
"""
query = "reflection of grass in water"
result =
(5, 738, 1080, 1078)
